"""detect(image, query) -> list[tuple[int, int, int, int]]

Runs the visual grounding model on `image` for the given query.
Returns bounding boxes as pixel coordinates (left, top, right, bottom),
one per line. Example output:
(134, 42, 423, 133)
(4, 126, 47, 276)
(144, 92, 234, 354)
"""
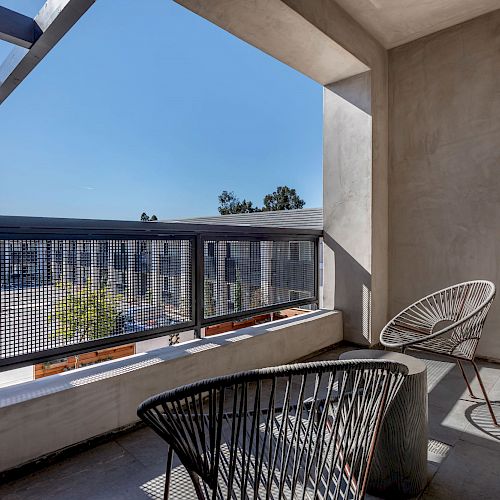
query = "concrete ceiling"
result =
(334, 0, 500, 48)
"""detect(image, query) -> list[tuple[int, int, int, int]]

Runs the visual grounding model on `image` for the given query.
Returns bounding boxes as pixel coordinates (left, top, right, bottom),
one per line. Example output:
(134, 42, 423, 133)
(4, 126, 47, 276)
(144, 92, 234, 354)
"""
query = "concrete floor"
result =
(1, 346, 500, 499)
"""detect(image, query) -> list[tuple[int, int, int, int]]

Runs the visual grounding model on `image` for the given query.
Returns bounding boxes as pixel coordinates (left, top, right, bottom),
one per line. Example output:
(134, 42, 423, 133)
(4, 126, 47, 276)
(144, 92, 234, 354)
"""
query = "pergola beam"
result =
(0, 6, 42, 48)
(0, 0, 95, 105)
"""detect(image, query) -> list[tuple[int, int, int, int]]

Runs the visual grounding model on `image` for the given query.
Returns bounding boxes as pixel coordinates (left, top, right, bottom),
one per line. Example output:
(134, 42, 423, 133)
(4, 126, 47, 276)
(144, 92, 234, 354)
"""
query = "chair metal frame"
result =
(138, 359, 407, 499)
(380, 280, 498, 426)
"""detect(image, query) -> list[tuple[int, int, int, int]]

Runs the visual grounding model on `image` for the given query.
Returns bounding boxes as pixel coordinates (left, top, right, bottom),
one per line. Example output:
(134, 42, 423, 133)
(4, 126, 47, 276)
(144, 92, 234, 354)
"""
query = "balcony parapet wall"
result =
(0, 309, 342, 473)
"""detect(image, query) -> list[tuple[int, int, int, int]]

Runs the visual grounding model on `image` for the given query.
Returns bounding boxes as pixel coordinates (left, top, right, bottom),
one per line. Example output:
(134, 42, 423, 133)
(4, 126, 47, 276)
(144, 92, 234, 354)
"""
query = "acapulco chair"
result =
(381, 280, 497, 426)
(138, 359, 407, 499)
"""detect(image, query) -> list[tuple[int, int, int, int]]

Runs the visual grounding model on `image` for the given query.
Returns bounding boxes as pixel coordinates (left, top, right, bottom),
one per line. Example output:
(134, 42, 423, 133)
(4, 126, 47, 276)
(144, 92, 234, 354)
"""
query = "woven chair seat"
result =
(380, 279, 498, 427)
(381, 280, 495, 361)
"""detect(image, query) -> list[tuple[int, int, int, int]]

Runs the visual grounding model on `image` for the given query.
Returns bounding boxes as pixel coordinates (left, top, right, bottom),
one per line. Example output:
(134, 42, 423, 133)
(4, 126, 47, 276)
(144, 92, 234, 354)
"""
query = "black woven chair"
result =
(137, 359, 407, 499)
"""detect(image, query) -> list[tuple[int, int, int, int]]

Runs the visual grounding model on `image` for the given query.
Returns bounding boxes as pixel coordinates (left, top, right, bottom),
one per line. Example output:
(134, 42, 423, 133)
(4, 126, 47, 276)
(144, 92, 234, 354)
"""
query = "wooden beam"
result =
(0, 0, 95, 105)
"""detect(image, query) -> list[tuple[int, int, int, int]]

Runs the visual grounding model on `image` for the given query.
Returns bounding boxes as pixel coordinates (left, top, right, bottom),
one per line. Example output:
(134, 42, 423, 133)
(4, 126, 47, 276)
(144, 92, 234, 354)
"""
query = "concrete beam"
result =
(0, 0, 95, 105)
(175, 0, 369, 85)
(0, 6, 42, 49)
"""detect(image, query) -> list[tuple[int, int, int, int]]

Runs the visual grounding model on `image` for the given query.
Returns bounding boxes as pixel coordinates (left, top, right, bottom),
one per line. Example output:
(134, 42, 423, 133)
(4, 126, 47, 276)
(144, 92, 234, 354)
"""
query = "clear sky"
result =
(0, 1, 322, 221)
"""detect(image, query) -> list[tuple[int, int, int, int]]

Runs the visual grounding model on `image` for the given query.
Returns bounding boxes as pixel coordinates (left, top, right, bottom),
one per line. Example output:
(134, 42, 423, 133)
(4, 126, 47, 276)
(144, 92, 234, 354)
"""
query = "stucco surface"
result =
(283, 0, 390, 345)
(0, 310, 342, 473)
(389, 10, 500, 359)
(175, 0, 368, 85)
(334, 0, 500, 49)
(323, 75, 373, 345)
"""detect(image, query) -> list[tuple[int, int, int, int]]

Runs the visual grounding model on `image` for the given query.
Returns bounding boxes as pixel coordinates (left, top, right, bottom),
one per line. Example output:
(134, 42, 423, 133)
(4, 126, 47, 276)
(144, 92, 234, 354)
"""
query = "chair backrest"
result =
(381, 280, 495, 357)
(138, 359, 407, 499)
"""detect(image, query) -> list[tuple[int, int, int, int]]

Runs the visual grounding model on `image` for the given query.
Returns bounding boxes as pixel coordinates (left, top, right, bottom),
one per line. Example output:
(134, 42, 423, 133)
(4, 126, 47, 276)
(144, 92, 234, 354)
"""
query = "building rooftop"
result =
(164, 208, 323, 232)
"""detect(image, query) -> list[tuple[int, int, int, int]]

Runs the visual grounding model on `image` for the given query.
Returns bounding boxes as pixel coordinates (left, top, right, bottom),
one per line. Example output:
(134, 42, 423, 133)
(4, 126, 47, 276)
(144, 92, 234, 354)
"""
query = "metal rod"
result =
(457, 359, 477, 399)
(471, 360, 499, 427)
(194, 234, 204, 339)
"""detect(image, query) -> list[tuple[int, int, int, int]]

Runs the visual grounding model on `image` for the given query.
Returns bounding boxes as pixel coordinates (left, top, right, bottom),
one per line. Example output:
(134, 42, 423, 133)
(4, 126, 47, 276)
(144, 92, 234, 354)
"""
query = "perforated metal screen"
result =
(203, 239, 316, 320)
(0, 238, 193, 361)
(0, 228, 318, 369)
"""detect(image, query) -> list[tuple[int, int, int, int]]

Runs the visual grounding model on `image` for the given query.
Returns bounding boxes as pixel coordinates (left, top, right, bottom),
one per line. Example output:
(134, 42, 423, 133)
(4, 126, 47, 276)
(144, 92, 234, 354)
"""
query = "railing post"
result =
(193, 234, 204, 338)
(315, 236, 321, 310)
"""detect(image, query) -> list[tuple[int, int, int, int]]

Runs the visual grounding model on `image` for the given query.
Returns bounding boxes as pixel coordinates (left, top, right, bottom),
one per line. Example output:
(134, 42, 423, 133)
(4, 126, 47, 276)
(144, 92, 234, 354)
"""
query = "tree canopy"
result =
(141, 212, 158, 221)
(217, 186, 305, 215)
(218, 191, 259, 215)
(262, 186, 305, 211)
(50, 280, 122, 342)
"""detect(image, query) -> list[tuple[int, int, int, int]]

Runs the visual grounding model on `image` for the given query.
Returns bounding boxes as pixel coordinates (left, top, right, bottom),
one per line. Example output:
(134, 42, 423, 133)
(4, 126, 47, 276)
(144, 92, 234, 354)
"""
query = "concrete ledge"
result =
(0, 309, 342, 472)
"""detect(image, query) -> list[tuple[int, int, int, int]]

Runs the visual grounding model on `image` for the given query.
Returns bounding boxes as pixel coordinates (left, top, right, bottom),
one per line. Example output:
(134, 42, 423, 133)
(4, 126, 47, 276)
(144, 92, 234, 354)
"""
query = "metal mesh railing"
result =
(203, 239, 315, 319)
(0, 220, 319, 369)
(0, 238, 193, 363)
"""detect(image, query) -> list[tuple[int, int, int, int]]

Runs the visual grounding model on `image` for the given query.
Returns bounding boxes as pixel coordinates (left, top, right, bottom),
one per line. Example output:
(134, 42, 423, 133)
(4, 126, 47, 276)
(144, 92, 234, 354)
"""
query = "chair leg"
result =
(457, 359, 477, 399)
(188, 470, 206, 500)
(471, 360, 499, 427)
(164, 446, 173, 500)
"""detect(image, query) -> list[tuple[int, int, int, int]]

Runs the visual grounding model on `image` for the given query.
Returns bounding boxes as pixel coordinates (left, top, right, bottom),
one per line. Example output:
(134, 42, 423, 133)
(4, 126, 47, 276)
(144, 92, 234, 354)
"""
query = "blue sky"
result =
(0, 1, 322, 221)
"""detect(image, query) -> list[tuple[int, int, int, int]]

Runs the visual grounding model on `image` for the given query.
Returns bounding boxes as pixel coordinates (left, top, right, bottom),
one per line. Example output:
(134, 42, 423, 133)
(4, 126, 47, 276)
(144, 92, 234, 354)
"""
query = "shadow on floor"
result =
(0, 347, 499, 499)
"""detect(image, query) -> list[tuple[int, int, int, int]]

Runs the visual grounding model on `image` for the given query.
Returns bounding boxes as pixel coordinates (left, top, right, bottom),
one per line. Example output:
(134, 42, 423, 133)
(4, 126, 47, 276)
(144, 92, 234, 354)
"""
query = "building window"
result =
(207, 242, 215, 258)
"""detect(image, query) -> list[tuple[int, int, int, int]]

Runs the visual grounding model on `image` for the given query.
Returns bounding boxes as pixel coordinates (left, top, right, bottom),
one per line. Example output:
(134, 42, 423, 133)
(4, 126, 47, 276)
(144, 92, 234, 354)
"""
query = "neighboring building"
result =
(167, 208, 324, 314)
(0, 239, 186, 307)
(0, 209, 323, 313)
(0, 210, 322, 386)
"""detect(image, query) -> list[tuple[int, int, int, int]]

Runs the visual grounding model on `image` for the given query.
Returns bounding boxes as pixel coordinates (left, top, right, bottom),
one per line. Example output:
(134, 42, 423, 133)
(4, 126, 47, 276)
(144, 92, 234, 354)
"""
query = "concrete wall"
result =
(285, 0, 389, 345)
(389, 10, 500, 359)
(323, 73, 373, 344)
(0, 310, 342, 473)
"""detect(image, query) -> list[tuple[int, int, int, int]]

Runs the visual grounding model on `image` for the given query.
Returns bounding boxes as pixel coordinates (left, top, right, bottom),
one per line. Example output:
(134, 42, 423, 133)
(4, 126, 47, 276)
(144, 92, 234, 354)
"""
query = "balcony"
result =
(0, 215, 499, 498)
(1, 0, 500, 498)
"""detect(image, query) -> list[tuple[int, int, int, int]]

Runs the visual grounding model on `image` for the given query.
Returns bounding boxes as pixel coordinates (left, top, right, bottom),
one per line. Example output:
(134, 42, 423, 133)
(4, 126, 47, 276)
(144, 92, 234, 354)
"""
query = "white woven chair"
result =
(381, 280, 497, 426)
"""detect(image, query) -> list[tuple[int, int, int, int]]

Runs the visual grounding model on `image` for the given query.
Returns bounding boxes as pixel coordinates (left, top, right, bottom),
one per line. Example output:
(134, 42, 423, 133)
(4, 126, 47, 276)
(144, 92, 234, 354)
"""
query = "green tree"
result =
(204, 280, 216, 317)
(262, 186, 305, 211)
(140, 213, 158, 221)
(218, 191, 259, 215)
(217, 186, 305, 214)
(50, 280, 123, 342)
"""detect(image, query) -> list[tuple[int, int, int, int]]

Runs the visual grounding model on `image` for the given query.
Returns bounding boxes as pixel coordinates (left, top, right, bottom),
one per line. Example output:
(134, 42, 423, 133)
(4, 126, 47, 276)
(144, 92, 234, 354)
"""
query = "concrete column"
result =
(323, 70, 388, 346)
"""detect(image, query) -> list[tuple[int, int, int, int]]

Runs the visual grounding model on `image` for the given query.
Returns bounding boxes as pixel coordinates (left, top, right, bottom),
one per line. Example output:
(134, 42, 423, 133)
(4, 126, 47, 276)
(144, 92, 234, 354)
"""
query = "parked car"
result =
(117, 305, 176, 334)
